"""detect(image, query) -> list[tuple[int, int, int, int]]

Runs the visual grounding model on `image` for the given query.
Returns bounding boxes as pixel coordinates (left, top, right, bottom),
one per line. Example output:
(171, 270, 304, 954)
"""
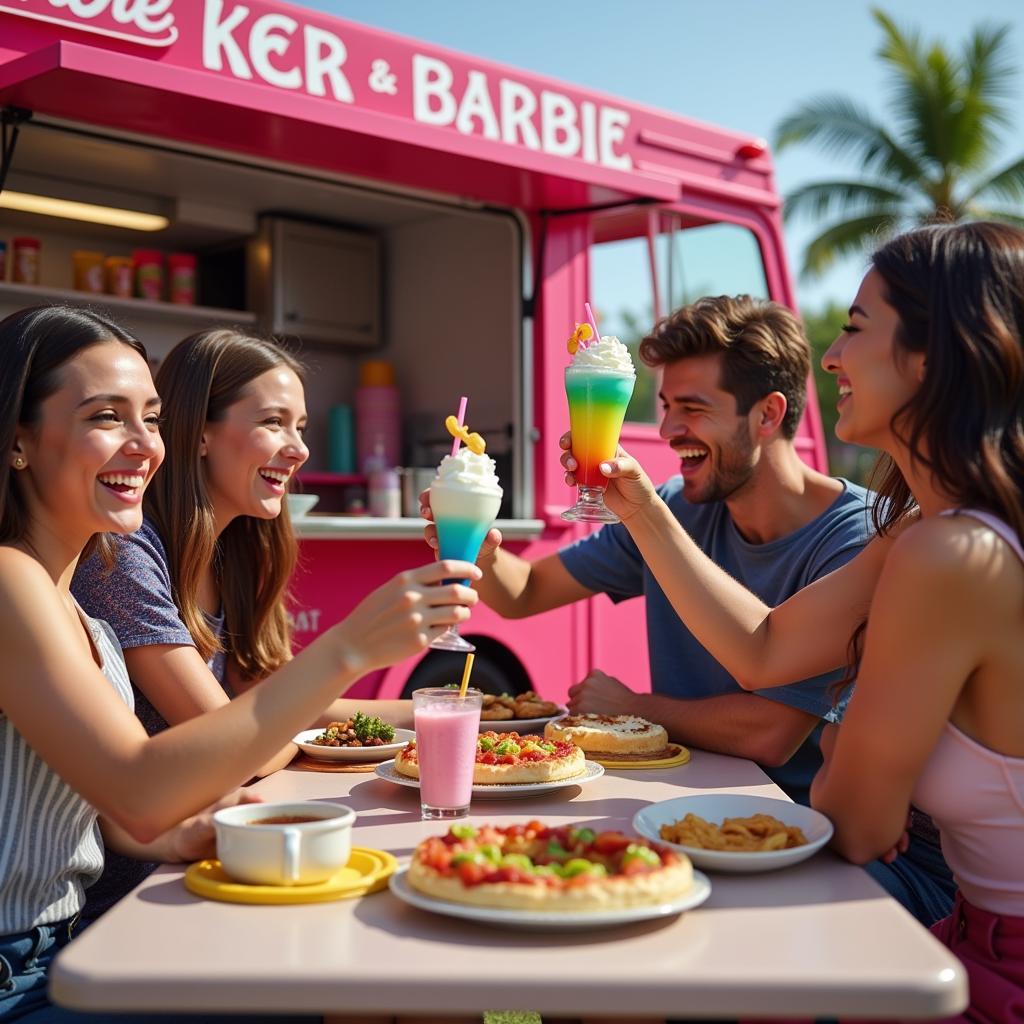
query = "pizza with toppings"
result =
(408, 820, 693, 910)
(394, 731, 586, 785)
(544, 713, 671, 759)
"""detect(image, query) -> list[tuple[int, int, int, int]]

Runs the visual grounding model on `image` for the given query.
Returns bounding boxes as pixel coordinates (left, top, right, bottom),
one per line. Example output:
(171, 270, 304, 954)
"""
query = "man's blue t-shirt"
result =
(558, 476, 873, 804)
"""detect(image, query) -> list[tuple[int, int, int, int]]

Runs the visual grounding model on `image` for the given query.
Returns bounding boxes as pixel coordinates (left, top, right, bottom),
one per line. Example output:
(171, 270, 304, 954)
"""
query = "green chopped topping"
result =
(350, 711, 395, 743)
(450, 851, 486, 867)
(562, 858, 606, 877)
(500, 853, 535, 871)
(539, 742, 556, 753)
(546, 840, 569, 860)
(570, 827, 596, 846)
(478, 843, 502, 863)
(478, 736, 497, 752)
(494, 740, 521, 756)
(450, 823, 477, 840)
(623, 843, 660, 867)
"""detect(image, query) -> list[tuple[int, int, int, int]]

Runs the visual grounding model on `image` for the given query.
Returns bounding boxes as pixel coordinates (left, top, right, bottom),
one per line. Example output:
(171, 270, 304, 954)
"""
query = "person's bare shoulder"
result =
(884, 514, 1019, 602)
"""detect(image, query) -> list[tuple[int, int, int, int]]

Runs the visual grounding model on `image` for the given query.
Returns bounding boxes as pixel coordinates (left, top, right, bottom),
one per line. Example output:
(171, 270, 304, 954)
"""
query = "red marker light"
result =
(736, 140, 768, 160)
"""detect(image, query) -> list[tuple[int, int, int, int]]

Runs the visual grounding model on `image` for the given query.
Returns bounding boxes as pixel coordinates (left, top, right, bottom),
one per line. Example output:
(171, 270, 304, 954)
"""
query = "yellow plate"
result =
(592, 745, 691, 770)
(184, 847, 398, 905)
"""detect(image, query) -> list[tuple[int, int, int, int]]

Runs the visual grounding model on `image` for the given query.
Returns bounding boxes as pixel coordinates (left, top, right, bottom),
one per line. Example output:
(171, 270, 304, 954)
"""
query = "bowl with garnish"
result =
(294, 712, 413, 763)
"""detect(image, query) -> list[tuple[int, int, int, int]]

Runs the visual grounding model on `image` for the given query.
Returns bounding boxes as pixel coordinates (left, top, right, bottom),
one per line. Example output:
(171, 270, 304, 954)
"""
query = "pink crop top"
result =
(910, 509, 1024, 915)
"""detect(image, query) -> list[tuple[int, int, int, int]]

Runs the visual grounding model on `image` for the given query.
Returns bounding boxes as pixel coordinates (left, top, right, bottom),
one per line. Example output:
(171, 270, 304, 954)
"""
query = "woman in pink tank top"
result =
(582, 221, 1024, 1022)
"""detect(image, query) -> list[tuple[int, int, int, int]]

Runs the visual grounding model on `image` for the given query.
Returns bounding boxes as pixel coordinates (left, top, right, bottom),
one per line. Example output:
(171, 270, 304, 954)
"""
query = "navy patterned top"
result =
(71, 518, 231, 922)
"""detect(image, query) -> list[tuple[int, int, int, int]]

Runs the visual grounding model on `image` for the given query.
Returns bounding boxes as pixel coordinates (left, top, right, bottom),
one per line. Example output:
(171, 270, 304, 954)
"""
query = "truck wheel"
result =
(400, 639, 530, 698)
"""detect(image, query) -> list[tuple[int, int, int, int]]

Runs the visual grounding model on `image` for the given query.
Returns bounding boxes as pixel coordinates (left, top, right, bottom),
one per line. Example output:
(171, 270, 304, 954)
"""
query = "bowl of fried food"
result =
(479, 691, 566, 733)
(294, 712, 414, 763)
(632, 794, 833, 873)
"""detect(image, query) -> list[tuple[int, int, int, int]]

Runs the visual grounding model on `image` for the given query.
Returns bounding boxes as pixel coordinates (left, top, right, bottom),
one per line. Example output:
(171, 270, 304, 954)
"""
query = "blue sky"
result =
(298, 0, 1024, 314)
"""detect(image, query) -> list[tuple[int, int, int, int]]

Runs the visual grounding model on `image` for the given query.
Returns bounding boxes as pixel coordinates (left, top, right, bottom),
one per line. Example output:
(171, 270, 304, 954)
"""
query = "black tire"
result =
(400, 639, 531, 698)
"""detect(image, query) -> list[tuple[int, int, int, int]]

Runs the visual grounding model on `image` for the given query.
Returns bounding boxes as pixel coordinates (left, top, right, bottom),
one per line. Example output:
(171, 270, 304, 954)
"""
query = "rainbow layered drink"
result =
(429, 447, 502, 652)
(563, 334, 636, 522)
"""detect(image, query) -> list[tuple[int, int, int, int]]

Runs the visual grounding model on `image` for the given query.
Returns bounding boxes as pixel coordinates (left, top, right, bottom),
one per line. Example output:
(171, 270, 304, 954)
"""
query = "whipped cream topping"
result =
(569, 334, 635, 375)
(432, 449, 503, 496)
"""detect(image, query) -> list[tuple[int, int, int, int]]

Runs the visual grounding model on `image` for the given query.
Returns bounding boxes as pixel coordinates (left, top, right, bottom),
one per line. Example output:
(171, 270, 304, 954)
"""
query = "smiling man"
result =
(462, 295, 869, 806)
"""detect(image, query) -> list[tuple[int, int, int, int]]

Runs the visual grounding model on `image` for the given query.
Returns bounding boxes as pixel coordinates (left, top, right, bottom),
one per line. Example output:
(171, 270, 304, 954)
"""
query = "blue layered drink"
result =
(428, 448, 502, 651)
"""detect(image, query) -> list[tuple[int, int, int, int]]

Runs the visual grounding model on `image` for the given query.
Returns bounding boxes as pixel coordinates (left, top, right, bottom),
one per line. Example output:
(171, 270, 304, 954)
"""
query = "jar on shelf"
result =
(167, 252, 196, 305)
(104, 256, 134, 298)
(11, 238, 41, 285)
(133, 249, 164, 301)
(72, 251, 105, 294)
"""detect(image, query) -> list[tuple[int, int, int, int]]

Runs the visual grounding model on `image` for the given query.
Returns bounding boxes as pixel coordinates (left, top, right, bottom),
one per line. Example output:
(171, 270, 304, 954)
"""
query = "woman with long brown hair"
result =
(71, 329, 414, 921)
(0, 305, 479, 1021)
(558, 222, 1024, 1020)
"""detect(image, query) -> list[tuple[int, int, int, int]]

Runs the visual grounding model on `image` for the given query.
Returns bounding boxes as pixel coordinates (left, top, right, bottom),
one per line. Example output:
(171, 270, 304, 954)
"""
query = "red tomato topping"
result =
(593, 832, 633, 854)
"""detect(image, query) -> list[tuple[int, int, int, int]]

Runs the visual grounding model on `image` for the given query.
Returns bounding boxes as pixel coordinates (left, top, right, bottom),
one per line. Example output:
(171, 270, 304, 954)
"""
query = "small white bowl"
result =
(214, 800, 355, 886)
(633, 794, 833, 874)
(286, 493, 319, 517)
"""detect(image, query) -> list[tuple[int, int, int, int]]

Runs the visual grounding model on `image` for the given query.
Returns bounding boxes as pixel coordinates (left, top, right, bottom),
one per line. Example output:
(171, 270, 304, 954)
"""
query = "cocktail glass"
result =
(412, 687, 483, 819)
(429, 482, 502, 652)
(562, 365, 635, 523)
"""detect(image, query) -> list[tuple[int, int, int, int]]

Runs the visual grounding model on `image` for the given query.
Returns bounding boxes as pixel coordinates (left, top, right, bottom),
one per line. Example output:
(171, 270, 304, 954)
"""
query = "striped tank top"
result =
(0, 604, 133, 934)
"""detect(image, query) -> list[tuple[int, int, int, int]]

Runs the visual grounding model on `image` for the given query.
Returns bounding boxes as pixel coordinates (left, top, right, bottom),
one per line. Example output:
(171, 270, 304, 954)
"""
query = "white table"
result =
(51, 751, 968, 1020)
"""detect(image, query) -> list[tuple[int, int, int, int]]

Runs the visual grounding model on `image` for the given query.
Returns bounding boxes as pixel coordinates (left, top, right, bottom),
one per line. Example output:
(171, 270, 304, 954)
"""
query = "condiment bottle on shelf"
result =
(365, 440, 401, 518)
(12, 238, 41, 285)
(355, 360, 400, 473)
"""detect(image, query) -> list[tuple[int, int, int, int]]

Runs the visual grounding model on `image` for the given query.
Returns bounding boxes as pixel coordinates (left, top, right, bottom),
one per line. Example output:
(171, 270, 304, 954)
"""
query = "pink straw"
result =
(450, 395, 468, 456)
(584, 302, 601, 347)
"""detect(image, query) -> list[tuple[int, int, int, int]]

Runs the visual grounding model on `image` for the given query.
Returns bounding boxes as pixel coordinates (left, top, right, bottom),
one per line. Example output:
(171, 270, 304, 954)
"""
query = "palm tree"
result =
(775, 8, 1024, 277)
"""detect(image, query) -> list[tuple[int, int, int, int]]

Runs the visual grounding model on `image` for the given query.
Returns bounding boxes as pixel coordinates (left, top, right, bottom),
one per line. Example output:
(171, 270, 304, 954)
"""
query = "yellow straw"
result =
(458, 653, 475, 698)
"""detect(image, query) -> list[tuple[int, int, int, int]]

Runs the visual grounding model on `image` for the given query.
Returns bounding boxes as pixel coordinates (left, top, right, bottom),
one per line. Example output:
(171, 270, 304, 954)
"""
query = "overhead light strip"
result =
(0, 190, 168, 231)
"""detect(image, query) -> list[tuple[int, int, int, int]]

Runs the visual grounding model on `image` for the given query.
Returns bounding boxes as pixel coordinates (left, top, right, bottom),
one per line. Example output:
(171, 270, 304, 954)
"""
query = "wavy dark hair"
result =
(0, 304, 148, 560)
(847, 221, 1024, 672)
(146, 329, 306, 681)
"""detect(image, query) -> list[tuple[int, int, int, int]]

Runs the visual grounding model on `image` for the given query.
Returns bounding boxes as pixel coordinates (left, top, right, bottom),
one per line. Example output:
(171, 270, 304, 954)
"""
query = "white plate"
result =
(388, 866, 711, 930)
(293, 728, 414, 763)
(373, 758, 604, 799)
(479, 707, 568, 734)
(632, 794, 833, 874)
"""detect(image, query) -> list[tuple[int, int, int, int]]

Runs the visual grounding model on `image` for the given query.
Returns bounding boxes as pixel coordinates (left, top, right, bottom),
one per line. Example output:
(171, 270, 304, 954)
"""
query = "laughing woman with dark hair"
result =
(0, 306, 479, 1021)
(562, 222, 1024, 1021)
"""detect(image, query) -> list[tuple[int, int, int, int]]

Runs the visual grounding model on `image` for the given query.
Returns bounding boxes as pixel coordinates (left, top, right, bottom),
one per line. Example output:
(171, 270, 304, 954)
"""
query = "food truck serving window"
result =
(591, 214, 770, 424)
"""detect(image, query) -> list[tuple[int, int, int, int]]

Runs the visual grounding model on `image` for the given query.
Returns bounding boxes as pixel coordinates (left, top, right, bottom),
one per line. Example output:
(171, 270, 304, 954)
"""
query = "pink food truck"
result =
(0, 0, 827, 702)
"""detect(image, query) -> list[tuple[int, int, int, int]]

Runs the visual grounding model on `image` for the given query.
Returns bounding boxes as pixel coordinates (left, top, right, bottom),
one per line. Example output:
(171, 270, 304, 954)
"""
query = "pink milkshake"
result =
(412, 687, 483, 819)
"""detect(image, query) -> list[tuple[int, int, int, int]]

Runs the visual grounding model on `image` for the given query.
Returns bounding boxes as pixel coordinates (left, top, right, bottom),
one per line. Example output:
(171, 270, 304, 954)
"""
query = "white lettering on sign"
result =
(202, 0, 353, 102)
(412, 53, 631, 170)
(289, 609, 322, 634)
(0, 0, 178, 46)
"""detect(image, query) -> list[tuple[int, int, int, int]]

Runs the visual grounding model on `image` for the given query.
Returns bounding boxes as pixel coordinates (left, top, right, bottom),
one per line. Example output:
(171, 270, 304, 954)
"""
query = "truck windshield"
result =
(591, 217, 769, 424)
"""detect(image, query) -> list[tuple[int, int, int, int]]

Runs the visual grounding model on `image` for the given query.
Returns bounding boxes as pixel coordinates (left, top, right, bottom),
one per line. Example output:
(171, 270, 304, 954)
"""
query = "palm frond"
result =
(782, 180, 909, 225)
(873, 9, 1015, 178)
(773, 96, 925, 184)
(964, 23, 1017, 112)
(963, 154, 1024, 205)
(966, 207, 1024, 229)
(800, 212, 903, 280)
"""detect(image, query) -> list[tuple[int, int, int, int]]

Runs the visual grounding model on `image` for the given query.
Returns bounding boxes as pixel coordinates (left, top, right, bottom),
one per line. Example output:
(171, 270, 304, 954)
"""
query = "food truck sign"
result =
(2, 0, 634, 171)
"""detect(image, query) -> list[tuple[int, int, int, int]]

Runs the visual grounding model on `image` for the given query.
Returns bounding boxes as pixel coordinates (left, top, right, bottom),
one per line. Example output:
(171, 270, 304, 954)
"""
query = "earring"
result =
(13, 456, 25, 469)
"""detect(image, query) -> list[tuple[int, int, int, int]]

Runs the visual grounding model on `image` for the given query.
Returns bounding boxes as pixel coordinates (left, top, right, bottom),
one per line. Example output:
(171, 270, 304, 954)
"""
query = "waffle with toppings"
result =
(394, 731, 585, 785)
(408, 821, 693, 910)
(544, 713, 671, 759)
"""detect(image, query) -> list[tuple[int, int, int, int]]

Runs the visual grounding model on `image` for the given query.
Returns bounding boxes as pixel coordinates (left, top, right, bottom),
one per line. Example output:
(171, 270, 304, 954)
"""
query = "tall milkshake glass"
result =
(562, 335, 636, 523)
(413, 687, 483, 820)
(429, 449, 503, 653)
